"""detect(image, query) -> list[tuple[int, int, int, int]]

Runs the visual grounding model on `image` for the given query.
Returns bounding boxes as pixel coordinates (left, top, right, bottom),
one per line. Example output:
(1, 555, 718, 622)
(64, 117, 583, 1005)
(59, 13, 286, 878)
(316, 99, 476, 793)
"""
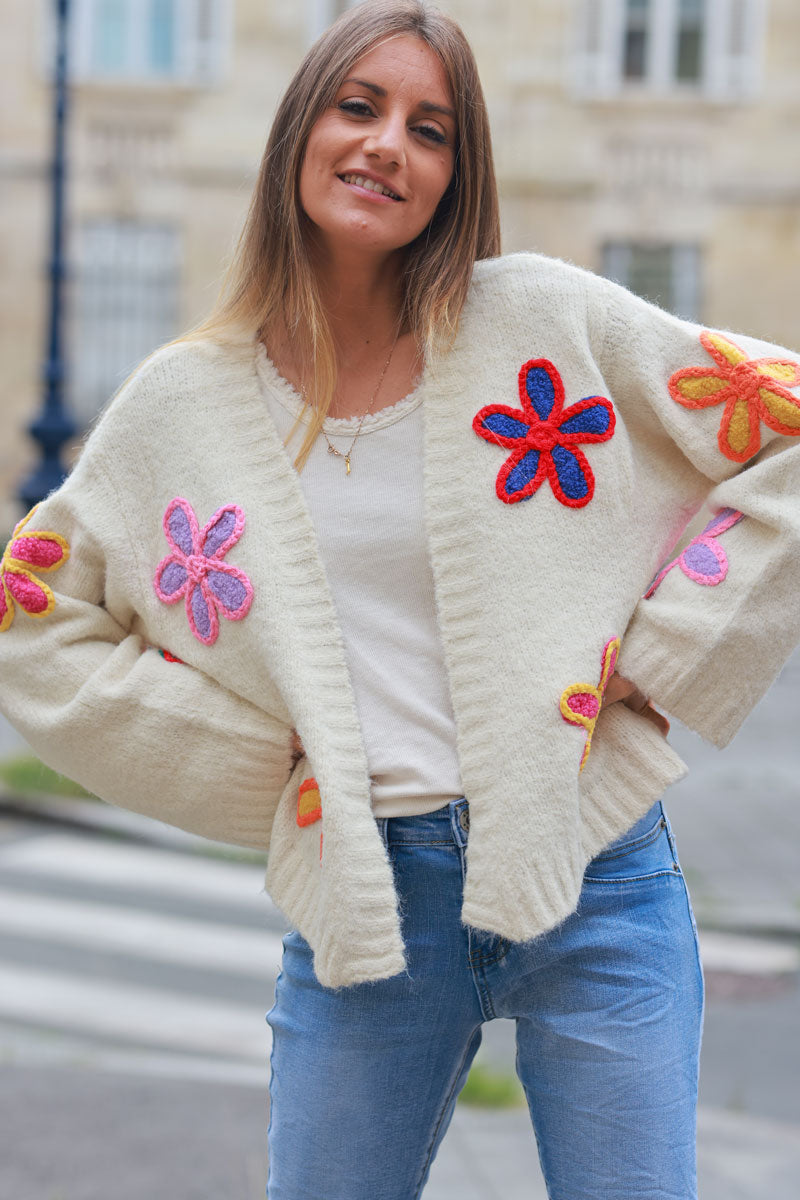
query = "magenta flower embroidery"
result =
(644, 508, 744, 598)
(0, 504, 70, 633)
(153, 497, 254, 646)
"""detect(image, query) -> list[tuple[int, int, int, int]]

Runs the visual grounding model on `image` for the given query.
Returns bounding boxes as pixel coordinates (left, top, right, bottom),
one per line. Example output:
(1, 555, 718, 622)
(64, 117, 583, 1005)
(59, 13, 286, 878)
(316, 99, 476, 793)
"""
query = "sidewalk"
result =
(2, 707, 799, 1200)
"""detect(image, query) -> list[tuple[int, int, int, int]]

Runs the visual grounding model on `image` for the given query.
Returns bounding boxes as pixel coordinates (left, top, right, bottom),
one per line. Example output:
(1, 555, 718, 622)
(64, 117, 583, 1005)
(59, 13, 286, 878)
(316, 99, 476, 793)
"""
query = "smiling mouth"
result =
(338, 173, 404, 201)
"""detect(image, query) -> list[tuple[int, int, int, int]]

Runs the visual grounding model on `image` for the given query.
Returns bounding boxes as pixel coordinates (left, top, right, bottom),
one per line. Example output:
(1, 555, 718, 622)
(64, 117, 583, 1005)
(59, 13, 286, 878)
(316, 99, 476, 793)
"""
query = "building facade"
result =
(2, 0, 798, 532)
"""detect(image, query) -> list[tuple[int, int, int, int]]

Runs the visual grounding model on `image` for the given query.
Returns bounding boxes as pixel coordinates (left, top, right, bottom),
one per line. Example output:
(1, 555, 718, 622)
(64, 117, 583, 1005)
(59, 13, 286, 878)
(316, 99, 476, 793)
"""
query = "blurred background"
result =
(1, 2, 798, 1198)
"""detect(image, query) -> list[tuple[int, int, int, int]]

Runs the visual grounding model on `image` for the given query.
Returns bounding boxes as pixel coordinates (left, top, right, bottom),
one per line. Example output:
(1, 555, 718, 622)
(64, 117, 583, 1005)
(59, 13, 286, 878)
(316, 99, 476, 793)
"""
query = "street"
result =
(0, 803, 797, 1199)
(1, 650, 799, 1198)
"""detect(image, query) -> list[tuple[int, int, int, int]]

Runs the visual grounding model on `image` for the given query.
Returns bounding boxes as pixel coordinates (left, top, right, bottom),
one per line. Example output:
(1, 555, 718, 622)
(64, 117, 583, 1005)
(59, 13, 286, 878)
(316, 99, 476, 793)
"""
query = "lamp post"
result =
(18, 0, 76, 513)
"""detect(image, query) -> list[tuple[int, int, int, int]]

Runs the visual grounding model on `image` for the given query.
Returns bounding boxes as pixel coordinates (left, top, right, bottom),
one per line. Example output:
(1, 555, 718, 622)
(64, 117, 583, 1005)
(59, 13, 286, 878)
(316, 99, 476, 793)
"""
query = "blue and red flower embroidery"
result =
(473, 360, 616, 507)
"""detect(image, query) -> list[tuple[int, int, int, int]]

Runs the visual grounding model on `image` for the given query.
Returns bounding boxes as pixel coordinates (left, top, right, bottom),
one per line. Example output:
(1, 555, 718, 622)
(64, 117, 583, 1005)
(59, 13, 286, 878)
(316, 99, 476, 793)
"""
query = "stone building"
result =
(1, 0, 798, 531)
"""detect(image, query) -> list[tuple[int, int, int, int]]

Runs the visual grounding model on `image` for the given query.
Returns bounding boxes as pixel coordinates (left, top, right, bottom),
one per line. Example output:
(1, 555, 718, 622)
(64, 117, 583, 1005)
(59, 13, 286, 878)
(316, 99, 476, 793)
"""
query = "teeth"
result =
(342, 174, 400, 200)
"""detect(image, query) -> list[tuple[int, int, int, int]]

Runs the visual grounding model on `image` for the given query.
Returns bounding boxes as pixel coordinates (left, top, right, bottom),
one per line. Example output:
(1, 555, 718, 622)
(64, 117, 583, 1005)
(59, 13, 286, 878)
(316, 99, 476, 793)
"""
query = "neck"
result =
(309, 237, 406, 350)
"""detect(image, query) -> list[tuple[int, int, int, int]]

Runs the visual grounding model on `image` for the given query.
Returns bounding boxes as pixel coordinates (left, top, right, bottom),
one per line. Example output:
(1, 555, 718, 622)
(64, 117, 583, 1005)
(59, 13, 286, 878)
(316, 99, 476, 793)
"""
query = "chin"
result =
(311, 213, 416, 257)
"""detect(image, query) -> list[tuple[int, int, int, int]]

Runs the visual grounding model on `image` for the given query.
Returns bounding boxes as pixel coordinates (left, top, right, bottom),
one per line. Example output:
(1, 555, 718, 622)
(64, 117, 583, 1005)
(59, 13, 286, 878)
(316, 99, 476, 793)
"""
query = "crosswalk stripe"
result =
(0, 834, 274, 911)
(0, 888, 285, 976)
(0, 963, 272, 1060)
(0, 1021, 269, 1088)
(697, 930, 800, 975)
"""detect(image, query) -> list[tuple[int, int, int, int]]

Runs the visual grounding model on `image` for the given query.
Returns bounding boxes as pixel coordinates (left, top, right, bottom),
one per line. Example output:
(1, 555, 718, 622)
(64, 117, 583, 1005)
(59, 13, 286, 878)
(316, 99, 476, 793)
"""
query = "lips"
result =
(338, 173, 404, 201)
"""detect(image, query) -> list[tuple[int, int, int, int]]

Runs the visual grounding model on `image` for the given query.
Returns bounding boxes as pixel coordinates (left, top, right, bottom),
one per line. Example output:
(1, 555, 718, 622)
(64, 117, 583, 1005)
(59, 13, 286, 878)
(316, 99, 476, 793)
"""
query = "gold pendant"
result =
(345, 456, 351, 475)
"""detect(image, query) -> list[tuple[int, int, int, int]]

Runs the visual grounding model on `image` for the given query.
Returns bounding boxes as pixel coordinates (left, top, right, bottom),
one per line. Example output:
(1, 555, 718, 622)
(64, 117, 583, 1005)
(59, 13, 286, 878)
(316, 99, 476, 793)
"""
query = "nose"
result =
(362, 112, 407, 169)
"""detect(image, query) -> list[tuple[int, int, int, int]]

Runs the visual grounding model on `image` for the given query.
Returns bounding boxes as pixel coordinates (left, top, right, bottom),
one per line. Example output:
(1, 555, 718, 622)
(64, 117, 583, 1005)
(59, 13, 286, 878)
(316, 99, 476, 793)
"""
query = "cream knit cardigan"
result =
(2, 253, 799, 988)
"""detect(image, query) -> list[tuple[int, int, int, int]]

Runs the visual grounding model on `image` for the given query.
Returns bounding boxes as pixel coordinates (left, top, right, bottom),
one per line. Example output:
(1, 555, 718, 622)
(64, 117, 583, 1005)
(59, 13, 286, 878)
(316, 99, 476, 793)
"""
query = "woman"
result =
(2, 2, 799, 1197)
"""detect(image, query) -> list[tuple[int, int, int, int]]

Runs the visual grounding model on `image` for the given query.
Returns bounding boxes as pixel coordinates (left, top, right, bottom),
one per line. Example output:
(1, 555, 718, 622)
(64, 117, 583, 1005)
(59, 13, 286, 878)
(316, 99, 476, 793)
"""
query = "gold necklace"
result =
(302, 323, 402, 475)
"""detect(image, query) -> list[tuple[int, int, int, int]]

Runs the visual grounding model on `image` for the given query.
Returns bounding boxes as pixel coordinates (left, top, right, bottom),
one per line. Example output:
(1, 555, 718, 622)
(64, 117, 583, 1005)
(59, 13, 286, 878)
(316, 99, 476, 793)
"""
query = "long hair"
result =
(155, 0, 500, 470)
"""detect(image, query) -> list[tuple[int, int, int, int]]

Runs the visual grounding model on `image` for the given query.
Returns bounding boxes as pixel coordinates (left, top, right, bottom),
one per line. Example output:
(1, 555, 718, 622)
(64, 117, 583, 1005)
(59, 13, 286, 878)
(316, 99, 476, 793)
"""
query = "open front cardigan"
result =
(2, 252, 800, 988)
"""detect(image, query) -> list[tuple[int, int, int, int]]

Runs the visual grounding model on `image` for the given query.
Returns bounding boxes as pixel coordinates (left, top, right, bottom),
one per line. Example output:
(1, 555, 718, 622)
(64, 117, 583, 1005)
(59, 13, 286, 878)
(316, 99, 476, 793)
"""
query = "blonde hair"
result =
(157, 0, 500, 470)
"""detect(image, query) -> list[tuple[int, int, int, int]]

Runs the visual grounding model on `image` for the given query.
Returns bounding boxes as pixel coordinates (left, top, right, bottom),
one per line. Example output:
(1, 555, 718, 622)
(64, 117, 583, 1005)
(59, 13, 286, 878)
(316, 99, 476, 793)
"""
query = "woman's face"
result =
(298, 35, 456, 262)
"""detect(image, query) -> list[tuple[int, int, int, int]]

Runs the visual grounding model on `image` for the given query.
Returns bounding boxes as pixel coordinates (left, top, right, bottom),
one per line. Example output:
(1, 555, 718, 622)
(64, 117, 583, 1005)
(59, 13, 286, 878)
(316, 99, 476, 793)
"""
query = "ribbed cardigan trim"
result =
(225, 341, 407, 988)
(220, 290, 689, 987)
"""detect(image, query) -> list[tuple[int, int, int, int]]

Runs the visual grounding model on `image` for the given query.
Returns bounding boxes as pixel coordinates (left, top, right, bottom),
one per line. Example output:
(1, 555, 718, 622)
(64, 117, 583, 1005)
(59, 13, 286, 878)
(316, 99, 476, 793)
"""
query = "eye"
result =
(338, 98, 374, 117)
(414, 123, 448, 145)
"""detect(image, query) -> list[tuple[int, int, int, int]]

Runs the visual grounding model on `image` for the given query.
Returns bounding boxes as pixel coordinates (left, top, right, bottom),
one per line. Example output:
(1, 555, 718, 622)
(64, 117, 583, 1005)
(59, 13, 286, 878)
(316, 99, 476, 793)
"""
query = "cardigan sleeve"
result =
(0, 439, 295, 849)
(593, 275, 800, 748)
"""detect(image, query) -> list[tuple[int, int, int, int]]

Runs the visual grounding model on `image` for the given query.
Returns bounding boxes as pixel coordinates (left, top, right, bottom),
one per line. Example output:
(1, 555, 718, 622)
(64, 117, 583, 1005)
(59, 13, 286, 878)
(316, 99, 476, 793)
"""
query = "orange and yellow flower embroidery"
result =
(297, 777, 323, 861)
(0, 505, 70, 633)
(669, 331, 800, 463)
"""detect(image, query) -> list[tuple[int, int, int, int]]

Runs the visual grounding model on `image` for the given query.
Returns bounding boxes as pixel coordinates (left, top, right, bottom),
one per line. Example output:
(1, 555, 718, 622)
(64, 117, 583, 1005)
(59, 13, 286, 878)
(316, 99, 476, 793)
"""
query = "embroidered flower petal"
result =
(643, 563, 674, 599)
(154, 556, 189, 602)
(522, 361, 561, 423)
(566, 691, 600, 721)
(186, 580, 219, 645)
(598, 637, 620, 689)
(206, 564, 254, 620)
(703, 331, 748, 368)
(679, 539, 728, 585)
(644, 510, 744, 598)
(202, 505, 245, 559)
(0, 578, 13, 632)
(758, 386, 800, 435)
(703, 507, 743, 536)
(498, 448, 545, 502)
(755, 360, 800, 387)
(4, 566, 54, 617)
(560, 635, 620, 772)
(548, 445, 593, 507)
(557, 398, 615, 442)
(8, 532, 69, 571)
(158, 648, 184, 664)
(719, 396, 761, 462)
(297, 778, 322, 827)
(163, 498, 198, 557)
(670, 371, 732, 408)
(473, 406, 531, 446)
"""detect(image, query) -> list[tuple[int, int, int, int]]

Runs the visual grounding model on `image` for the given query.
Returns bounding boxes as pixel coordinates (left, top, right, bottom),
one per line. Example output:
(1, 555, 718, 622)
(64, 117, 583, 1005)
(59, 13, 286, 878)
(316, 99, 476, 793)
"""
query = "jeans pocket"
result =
(584, 808, 681, 883)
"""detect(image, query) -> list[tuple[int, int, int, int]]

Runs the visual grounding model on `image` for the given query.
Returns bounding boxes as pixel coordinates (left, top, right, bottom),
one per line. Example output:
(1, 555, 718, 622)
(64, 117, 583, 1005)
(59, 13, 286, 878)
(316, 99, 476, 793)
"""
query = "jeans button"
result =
(459, 808, 469, 832)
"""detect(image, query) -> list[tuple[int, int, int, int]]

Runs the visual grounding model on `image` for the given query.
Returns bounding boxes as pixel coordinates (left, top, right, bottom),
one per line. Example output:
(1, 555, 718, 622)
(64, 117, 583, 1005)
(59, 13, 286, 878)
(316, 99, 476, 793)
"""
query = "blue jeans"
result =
(265, 798, 704, 1199)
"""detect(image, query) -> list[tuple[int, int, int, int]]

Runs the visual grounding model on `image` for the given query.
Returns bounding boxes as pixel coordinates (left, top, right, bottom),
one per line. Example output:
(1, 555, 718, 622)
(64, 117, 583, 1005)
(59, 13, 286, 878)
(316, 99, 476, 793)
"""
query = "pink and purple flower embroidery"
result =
(153, 497, 254, 646)
(0, 505, 70, 633)
(644, 508, 744, 598)
(473, 359, 616, 507)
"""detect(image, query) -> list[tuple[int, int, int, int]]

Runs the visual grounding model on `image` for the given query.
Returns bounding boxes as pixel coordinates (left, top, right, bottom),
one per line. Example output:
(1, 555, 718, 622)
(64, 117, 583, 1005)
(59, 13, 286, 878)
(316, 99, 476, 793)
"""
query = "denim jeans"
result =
(265, 798, 704, 1199)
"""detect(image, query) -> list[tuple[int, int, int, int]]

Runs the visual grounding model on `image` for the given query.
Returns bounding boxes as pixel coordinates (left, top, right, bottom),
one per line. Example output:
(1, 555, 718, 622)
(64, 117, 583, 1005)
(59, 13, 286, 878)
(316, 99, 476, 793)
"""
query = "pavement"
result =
(0, 645, 798, 1198)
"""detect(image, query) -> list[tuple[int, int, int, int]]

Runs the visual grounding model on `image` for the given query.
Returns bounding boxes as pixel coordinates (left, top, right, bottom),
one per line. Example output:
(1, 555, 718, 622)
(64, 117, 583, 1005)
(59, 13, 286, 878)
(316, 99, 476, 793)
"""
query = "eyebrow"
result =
(342, 77, 457, 121)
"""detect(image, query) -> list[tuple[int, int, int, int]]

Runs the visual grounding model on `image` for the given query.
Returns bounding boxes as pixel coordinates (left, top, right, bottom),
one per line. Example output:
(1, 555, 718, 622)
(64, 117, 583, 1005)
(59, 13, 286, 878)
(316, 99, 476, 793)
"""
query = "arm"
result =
(593, 276, 800, 748)
(0, 444, 296, 850)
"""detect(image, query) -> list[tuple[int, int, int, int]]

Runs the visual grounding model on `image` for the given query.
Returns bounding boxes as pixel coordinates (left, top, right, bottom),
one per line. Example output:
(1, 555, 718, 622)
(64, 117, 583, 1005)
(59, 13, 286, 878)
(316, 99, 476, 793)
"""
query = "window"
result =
(602, 242, 701, 321)
(63, 0, 230, 84)
(69, 221, 181, 424)
(573, 0, 765, 99)
(676, 0, 704, 82)
(623, 0, 650, 81)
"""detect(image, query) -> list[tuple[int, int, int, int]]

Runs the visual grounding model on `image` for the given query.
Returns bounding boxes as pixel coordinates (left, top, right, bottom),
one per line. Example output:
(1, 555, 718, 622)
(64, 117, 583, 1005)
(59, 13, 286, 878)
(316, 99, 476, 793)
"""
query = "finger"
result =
(640, 704, 671, 738)
(621, 687, 649, 714)
(603, 672, 638, 706)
